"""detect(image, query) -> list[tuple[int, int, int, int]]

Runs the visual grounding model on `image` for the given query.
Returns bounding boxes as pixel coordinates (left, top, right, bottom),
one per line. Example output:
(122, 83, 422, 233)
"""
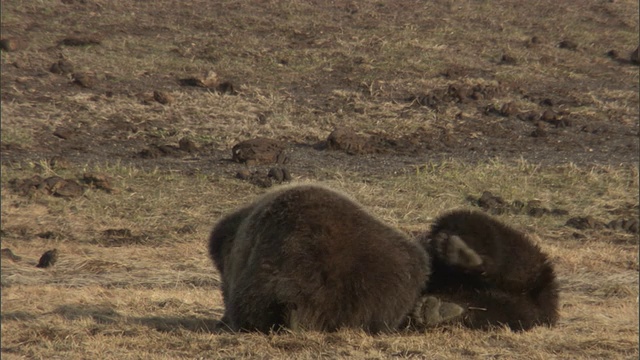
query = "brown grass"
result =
(2, 160, 638, 359)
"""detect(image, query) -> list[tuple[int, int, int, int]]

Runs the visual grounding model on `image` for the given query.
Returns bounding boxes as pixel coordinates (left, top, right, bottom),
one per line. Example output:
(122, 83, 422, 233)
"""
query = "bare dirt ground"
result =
(1, 0, 638, 359)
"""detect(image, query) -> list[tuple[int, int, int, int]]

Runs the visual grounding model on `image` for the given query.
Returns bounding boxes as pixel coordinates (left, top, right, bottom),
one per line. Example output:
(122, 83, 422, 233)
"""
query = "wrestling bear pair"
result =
(208, 184, 559, 333)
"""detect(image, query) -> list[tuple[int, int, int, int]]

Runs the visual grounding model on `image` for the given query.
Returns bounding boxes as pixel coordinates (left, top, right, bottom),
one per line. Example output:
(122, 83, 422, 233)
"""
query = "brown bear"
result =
(208, 184, 456, 333)
(417, 209, 560, 331)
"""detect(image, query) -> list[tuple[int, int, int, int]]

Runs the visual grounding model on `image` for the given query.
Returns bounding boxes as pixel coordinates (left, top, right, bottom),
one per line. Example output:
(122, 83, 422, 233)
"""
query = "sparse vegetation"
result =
(1, 0, 638, 359)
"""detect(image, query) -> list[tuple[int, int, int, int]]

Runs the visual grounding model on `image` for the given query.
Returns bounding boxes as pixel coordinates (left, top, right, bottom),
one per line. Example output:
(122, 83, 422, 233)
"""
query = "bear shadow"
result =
(51, 303, 224, 333)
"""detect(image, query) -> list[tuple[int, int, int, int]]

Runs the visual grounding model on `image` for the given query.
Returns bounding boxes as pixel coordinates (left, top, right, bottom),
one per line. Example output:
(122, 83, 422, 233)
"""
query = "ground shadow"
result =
(53, 304, 121, 324)
(133, 315, 225, 333)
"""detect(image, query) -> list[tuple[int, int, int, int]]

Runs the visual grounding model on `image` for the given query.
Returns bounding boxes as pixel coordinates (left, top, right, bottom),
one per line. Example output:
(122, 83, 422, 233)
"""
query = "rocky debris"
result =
(216, 81, 237, 95)
(566, 216, 606, 230)
(607, 218, 639, 234)
(235, 167, 292, 188)
(49, 178, 85, 197)
(178, 71, 238, 94)
(175, 225, 197, 234)
(530, 122, 548, 138)
(411, 82, 503, 110)
(326, 127, 371, 155)
(499, 53, 517, 65)
(36, 249, 59, 268)
(485, 102, 519, 117)
(232, 138, 286, 165)
(566, 216, 639, 234)
(37, 231, 64, 240)
(50, 58, 74, 74)
(525, 36, 544, 47)
(97, 228, 149, 247)
(139, 138, 199, 158)
(179, 70, 219, 88)
(83, 172, 116, 193)
(0, 37, 25, 52)
(53, 126, 75, 140)
(178, 138, 198, 153)
(49, 156, 71, 170)
(471, 191, 568, 217)
(59, 35, 102, 46)
(9, 175, 85, 198)
(1, 248, 22, 262)
(606, 49, 620, 59)
(72, 71, 97, 88)
(631, 46, 639, 65)
(558, 40, 578, 51)
(235, 169, 251, 180)
(153, 91, 174, 105)
(520, 110, 572, 128)
(267, 167, 292, 183)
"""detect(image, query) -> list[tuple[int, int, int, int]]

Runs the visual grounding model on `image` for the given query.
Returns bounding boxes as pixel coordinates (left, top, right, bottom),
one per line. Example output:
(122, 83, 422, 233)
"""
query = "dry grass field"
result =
(1, 0, 638, 359)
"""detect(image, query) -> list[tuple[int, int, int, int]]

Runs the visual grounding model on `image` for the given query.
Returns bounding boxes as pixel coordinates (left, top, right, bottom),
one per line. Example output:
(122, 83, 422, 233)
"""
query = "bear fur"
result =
(418, 209, 559, 331)
(208, 184, 433, 333)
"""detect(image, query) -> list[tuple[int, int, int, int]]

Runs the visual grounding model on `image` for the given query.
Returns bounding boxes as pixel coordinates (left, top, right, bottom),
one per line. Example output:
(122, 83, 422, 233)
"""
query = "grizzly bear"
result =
(418, 209, 559, 331)
(209, 184, 451, 333)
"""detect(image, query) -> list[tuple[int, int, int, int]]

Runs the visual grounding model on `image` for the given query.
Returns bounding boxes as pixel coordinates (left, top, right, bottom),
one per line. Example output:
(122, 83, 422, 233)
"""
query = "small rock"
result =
(326, 128, 371, 155)
(153, 91, 173, 105)
(540, 98, 554, 107)
(499, 54, 517, 65)
(0, 38, 24, 52)
(50, 59, 74, 74)
(139, 147, 163, 159)
(530, 36, 543, 45)
(178, 138, 198, 153)
(51, 179, 84, 198)
(607, 218, 639, 234)
(232, 138, 285, 165)
(1, 248, 22, 262)
(59, 36, 101, 46)
(251, 177, 273, 188)
(37, 231, 62, 239)
(83, 173, 115, 193)
(217, 81, 237, 95)
(631, 46, 639, 65)
(178, 70, 219, 88)
(499, 102, 518, 117)
(541, 110, 556, 122)
(72, 72, 96, 88)
(236, 169, 251, 180)
(49, 156, 71, 169)
(267, 167, 284, 182)
(566, 216, 605, 230)
(606, 49, 619, 59)
(476, 191, 510, 215)
(53, 127, 75, 140)
(9, 175, 44, 196)
(531, 121, 547, 138)
(36, 249, 59, 268)
(558, 40, 578, 51)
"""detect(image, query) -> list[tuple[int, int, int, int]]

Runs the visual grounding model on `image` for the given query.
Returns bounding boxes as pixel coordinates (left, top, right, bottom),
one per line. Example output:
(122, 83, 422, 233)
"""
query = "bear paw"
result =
(433, 232, 483, 268)
(409, 295, 465, 328)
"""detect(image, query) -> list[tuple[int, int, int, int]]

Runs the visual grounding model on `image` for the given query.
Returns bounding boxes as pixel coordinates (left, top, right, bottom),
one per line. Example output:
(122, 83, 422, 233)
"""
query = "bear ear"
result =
(208, 206, 253, 273)
(432, 233, 483, 268)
